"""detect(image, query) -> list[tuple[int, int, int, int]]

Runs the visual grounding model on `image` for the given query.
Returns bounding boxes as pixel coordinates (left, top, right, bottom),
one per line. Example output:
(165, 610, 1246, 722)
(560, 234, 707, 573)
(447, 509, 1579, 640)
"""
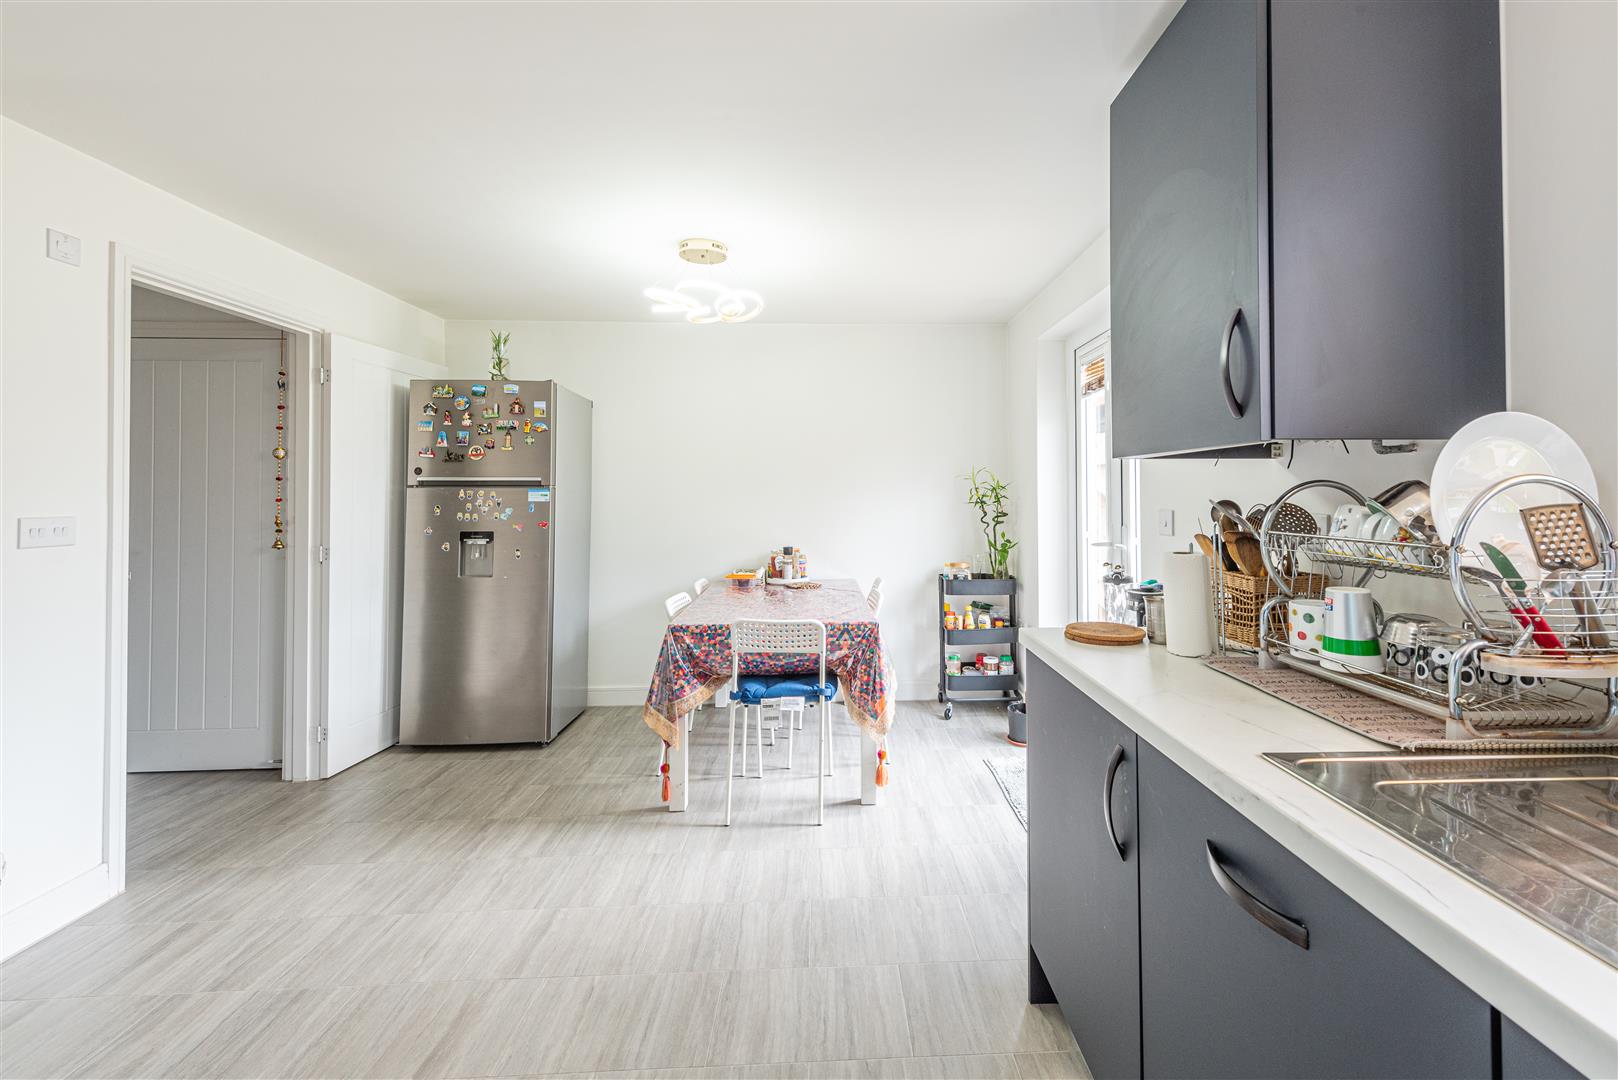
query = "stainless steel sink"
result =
(1265, 751, 1618, 966)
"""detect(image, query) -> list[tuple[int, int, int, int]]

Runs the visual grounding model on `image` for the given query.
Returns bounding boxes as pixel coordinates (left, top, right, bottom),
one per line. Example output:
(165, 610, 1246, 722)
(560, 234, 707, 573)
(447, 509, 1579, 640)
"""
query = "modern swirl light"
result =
(644, 238, 763, 324)
(643, 280, 765, 325)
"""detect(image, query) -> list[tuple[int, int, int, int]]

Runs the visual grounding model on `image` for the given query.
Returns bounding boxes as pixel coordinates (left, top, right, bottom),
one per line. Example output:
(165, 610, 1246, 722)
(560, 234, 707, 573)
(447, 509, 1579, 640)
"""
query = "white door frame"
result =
(107, 244, 329, 893)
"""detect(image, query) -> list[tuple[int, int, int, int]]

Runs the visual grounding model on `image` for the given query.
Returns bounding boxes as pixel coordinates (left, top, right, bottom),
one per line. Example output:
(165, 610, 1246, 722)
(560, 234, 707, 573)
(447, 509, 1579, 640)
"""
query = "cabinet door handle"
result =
(1219, 308, 1245, 419)
(1205, 841, 1308, 949)
(1103, 743, 1126, 860)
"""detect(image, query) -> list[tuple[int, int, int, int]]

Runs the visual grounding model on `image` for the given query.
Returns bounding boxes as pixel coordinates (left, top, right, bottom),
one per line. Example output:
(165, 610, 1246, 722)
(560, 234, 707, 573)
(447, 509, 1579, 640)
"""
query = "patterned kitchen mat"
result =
(984, 757, 1027, 830)
(1203, 654, 1618, 751)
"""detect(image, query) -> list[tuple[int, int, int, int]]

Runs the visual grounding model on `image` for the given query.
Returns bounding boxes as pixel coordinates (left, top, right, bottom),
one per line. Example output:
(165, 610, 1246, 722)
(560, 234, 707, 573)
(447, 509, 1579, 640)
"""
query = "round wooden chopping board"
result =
(1064, 621, 1146, 646)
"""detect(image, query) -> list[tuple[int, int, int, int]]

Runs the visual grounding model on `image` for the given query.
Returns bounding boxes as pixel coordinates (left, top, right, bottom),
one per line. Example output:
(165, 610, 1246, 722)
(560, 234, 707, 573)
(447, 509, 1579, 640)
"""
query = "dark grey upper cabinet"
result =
(1500, 1015, 1587, 1080)
(1026, 655, 1142, 1079)
(1111, 0, 1506, 458)
(1137, 742, 1493, 1079)
(1111, 0, 1267, 457)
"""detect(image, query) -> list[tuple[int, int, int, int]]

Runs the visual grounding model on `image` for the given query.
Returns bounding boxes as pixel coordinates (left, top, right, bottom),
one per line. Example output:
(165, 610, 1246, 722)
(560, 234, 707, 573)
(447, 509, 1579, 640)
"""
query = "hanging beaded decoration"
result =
(271, 336, 288, 550)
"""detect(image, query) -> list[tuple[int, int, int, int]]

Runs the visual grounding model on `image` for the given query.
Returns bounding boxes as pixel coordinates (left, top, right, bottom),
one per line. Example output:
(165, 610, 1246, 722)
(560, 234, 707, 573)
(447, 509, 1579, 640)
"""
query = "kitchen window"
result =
(1072, 332, 1140, 619)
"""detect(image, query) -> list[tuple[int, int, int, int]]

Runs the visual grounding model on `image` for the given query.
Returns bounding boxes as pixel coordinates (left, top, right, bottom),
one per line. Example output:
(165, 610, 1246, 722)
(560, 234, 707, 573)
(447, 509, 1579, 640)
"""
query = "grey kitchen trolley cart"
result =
(938, 575, 1019, 720)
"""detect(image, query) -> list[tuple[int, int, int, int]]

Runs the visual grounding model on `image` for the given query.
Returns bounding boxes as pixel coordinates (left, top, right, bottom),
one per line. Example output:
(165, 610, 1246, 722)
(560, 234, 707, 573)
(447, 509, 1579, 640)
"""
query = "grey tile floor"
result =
(0, 702, 1086, 1079)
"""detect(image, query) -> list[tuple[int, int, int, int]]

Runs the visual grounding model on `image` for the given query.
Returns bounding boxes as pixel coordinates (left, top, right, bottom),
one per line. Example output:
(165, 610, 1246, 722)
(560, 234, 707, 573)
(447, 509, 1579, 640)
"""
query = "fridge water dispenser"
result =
(458, 532, 494, 577)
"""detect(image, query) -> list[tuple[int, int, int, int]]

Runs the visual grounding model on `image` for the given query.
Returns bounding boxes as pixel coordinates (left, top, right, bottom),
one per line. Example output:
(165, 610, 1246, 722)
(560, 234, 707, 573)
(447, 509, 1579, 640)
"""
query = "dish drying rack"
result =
(1223, 475, 1618, 743)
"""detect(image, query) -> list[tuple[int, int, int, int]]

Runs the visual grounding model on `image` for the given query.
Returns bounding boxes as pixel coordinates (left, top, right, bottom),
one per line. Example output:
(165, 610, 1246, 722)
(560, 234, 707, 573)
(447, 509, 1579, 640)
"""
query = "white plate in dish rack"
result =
(1428, 412, 1598, 559)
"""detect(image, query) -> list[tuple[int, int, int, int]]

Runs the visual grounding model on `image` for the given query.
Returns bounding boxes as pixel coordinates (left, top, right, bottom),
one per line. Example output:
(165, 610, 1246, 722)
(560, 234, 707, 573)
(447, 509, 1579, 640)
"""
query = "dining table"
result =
(642, 576, 896, 812)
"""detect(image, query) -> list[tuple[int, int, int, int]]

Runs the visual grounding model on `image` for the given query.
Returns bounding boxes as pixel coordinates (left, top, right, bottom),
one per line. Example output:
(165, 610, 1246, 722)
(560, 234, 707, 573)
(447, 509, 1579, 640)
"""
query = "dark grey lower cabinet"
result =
(1501, 1016, 1586, 1079)
(1026, 654, 1141, 1079)
(1136, 741, 1492, 1079)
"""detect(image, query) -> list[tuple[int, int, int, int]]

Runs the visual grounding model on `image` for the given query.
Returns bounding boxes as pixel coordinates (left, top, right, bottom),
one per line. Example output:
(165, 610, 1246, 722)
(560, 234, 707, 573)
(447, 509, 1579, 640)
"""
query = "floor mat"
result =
(984, 757, 1027, 831)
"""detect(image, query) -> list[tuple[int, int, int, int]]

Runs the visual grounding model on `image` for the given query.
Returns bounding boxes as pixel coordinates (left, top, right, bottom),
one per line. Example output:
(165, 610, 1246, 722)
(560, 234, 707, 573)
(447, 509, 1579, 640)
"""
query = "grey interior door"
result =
(1137, 742, 1492, 1079)
(1110, 0, 1267, 457)
(399, 486, 554, 744)
(1027, 655, 1141, 1079)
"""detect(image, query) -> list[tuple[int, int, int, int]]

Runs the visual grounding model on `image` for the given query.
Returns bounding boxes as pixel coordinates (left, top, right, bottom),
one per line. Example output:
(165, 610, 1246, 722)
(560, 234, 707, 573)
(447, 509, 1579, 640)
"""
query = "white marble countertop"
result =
(1021, 628, 1618, 1079)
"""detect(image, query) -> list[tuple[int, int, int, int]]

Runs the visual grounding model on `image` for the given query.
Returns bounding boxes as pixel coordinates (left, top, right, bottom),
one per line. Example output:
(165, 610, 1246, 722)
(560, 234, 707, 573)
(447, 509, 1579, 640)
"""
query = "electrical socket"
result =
(1157, 509, 1175, 536)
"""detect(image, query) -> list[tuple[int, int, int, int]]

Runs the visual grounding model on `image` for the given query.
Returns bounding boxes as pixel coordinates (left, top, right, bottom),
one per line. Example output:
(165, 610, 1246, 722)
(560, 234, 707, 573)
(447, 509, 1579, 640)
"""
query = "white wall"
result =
(1501, 0, 1618, 527)
(442, 321, 1006, 703)
(1004, 233, 1110, 629)
(1, 120, 445, 957)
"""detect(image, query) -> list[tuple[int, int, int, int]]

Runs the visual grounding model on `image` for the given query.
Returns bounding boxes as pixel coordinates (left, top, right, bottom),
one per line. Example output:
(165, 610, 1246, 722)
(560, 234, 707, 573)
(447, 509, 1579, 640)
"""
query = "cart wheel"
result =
(944, 702, 953, 720)
(937, 691, 945, 703)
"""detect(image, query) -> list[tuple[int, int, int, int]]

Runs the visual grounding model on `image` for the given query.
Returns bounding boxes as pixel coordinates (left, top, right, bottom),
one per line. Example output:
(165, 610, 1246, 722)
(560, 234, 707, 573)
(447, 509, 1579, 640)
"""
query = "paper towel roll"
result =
(1163, 550, 1214, 657)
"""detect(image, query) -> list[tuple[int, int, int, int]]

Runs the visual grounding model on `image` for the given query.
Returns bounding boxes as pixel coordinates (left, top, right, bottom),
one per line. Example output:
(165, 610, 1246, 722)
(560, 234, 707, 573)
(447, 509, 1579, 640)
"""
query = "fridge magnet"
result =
(476, 423, 491, 436)
(468, 445, 486, 460)
(539, 521, 549, 529)
(417, 419, 434, 431)
(433, 504, 442, 515)
(421, 401, 437, 415)
(431, 384, 455, 398)
(512, 522, 523, 532)
(481, 406, 500, 420)
(476, 490, 485, 497)
(523, 434, 535, 446)
(465, 502, 474, 511)
(500, 507, 514, 520)
(460, 411, 473, 427)
(444, 451, 465, 463)
(435, 430, 449, 448)
(456, 512, 465, 522)
(483, 438, 496, 449)
(455, 431, 470, 447)
(417, 447, 436, 459)
(522, 420, 532, 433)
(423, 526, 432, 536)
(452, 396, 470, 411)
(502, 383, 519, 395)
(441, 541, 452, 552)
(457, 489, 467, 498)
(514, 549, 521, 559)
(471, 383, 487, 397)
(528, 487, 551, 505)
(509, 399, 525, 416)
(442, 410, 453, 425)
(532, 421, 548, 433)
(534, 400, 547, 417)
(501, 432, 514, 451)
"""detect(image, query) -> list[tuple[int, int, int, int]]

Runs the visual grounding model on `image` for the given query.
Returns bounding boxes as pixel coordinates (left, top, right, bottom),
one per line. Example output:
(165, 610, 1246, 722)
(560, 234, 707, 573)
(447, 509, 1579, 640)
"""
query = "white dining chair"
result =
(665, 591, 692, 619)
(726, 618, 837, 826)
(693, 577, 711, 596)
(867, 584, 883, 614)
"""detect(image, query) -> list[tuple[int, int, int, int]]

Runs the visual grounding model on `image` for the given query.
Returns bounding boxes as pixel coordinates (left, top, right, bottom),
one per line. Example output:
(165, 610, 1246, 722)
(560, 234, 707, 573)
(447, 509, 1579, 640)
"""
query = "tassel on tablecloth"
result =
(660, 744, 670, 802)
(875, 747, 890, 787)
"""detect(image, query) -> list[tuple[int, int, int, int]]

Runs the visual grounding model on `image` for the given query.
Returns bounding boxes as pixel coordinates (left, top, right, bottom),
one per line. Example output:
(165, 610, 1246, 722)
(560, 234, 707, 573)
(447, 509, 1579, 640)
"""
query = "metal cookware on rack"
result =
(1247, 474, 1618, 743)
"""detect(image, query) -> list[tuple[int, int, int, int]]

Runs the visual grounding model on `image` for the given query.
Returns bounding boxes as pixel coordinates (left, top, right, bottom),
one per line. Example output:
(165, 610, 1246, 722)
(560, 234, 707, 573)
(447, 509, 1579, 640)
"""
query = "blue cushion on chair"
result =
(731, 672, 839, 705)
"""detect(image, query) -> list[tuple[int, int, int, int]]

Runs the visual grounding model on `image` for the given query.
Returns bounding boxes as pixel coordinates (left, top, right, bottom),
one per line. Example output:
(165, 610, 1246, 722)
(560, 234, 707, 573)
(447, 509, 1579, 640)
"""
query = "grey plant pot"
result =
(1006, 700, 1027, 746)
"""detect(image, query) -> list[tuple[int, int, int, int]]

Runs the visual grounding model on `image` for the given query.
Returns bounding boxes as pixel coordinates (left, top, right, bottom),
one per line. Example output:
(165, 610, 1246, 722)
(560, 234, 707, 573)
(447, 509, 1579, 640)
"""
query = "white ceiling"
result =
(3, 1, 1176, 324)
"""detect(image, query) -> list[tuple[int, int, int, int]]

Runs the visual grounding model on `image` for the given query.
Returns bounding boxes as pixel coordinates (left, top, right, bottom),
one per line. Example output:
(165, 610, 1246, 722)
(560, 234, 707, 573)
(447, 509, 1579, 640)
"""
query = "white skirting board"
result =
(1, 863, 111, 961)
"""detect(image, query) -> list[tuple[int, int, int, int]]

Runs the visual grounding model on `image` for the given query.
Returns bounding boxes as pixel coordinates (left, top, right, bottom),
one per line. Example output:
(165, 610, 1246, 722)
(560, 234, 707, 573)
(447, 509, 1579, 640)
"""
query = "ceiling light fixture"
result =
(645, 238, 763, 324)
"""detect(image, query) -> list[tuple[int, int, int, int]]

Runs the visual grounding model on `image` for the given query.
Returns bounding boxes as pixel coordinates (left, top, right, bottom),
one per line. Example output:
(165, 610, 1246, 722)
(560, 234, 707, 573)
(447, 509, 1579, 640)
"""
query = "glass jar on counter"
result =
(946, 654, 962, 675)
(981, 655, 1002, 675)
(999, 654, 1015, 676)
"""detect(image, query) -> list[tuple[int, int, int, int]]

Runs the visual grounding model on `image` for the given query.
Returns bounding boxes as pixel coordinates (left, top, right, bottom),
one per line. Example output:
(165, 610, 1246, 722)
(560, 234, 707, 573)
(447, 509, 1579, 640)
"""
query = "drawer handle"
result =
(1103, 743, 1126, 860)
(1219, 308, 1245, 418)
(1205, 841, 1308, 949)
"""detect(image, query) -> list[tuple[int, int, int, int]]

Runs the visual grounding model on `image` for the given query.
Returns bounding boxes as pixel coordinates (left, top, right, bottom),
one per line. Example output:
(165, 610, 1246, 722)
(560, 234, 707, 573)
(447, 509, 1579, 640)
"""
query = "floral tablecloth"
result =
(642, 577, 896, 749)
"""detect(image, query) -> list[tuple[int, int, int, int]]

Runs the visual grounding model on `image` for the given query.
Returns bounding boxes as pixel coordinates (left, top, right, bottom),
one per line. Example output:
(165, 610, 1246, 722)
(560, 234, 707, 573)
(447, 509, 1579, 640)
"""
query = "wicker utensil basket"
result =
(1215, 568, 1328, 650)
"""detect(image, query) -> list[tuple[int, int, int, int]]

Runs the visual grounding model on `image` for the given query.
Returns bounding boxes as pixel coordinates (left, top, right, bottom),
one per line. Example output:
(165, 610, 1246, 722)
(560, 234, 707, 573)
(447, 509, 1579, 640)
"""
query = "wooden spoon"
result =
(1194, 532, 1237, 572)
(1222, 531, 1269, 578)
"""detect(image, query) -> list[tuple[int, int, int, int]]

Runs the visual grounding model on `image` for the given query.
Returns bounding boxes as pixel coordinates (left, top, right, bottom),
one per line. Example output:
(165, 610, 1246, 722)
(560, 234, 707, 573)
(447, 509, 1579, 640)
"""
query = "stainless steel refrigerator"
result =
(399, 378, 591, 745)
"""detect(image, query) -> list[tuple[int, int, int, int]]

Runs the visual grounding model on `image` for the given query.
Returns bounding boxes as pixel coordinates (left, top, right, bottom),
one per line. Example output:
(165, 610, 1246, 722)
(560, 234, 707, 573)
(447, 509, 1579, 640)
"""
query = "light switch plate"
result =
(18, 516, 76, 548)
(46, 228, 81, 266)
(1158, 509, 1175, 536)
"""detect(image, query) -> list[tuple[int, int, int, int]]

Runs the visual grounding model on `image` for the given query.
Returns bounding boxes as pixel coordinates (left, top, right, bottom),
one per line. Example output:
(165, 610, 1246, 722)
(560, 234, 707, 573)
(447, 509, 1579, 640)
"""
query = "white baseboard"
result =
(1, 863, 112, 960)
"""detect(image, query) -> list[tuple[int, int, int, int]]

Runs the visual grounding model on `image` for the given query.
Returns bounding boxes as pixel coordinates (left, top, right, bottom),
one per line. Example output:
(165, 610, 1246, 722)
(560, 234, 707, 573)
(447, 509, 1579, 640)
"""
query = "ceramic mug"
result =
(1359, 511, 1401, 542)
(1331, 504, 1371, 538)
(1321, 586, 1384, 674)
(1287, 599, 1327, 659)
